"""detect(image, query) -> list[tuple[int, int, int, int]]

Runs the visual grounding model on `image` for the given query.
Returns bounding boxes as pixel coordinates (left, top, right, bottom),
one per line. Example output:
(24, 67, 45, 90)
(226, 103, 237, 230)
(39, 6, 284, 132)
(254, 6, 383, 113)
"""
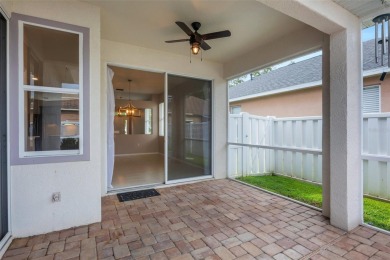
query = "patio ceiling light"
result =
(373, 13, 390, 67)
(191, 42, 200, 55)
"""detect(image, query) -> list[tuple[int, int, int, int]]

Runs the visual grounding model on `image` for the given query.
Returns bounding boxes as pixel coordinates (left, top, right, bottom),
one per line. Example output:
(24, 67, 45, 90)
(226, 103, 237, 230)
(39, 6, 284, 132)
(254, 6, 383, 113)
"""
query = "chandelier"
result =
(117, 79, 141, 117)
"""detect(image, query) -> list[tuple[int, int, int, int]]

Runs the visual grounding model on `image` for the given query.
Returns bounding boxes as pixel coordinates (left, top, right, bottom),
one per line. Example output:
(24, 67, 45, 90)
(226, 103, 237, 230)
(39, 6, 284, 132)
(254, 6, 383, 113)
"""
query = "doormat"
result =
(117, 189, 160, 202)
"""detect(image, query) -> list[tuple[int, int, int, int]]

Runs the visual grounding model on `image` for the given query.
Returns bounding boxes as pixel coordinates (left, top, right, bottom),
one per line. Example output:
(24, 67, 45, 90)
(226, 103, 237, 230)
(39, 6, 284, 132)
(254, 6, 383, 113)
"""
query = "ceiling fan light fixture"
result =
(191, 42, 200, 55)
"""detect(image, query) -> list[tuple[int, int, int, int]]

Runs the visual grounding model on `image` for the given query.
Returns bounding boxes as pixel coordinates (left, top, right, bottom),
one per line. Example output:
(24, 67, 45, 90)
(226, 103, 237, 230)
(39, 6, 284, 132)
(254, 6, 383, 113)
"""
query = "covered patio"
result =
(1, 0, 390, 258)
(4, 180, 390, 260)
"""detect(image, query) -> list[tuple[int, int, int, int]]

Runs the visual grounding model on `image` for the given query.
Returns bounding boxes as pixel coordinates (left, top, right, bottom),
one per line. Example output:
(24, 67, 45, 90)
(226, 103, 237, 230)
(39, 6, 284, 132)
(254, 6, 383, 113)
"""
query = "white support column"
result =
(256, 0, 363, 231)
(322, 34, 330, 218)
(329, 27, 362, 231)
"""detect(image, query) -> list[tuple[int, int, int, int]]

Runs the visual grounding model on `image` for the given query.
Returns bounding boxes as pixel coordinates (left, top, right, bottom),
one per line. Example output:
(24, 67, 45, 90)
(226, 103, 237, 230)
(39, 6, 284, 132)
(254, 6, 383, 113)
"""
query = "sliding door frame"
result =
(105, 63, 166, 192)
(164, 73, 215, 185)
(0, 4, 12, 252)
(105, 63, 215, 190)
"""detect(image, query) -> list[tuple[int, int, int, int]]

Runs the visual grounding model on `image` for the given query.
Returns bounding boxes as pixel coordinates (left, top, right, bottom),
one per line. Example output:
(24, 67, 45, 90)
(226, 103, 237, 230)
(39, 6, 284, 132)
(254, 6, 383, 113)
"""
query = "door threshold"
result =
(108, 182, 163, 194)
(107, 177, 215, 195)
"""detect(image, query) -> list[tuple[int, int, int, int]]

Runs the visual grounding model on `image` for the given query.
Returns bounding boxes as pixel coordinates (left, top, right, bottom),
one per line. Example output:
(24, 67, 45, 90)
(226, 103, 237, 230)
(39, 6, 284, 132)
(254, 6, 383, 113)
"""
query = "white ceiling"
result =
(84, 0, 308, 63)
(333, 0, 389, 18)
(88, 0, 390, 90)
(110, 65, 164, 97)
(332, 0, 390, 27)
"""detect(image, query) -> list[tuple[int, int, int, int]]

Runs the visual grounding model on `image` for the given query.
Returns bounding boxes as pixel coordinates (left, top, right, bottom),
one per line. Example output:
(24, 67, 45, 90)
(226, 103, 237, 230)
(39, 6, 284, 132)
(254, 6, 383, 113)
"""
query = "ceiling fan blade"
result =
(192, 32, 210, 50)
(165, 39, 189, 43)
(175, 21, 193, 36)
(200, 40, 211, 50)
(202, 30, 231, 40)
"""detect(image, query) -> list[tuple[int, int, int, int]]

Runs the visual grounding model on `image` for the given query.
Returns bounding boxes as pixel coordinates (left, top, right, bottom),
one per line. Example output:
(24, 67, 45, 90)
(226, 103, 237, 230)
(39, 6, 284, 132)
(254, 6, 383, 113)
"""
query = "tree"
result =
(228, 66, 273, 87)
(250, 66, 272, 80)
(228, 75, 246, 88)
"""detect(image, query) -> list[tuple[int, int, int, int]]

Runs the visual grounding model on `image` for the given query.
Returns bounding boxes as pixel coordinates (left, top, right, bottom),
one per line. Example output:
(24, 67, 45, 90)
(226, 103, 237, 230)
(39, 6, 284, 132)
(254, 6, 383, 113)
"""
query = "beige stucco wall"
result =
(3, 0, 102, 237)
(364, 75, 390, 112)
(231, 86, 322, 117)
(231, 74, 390, 117)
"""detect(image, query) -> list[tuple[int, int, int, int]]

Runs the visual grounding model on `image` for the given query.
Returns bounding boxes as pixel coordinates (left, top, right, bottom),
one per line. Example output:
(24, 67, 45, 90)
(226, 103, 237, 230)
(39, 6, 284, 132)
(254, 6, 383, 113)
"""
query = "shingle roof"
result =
(229, 39, 388, 100)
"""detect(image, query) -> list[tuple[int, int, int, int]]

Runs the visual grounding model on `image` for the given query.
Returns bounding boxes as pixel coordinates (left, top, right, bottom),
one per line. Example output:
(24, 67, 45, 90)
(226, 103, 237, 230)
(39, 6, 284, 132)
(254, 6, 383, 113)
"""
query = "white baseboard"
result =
(115, 152, 159, 157)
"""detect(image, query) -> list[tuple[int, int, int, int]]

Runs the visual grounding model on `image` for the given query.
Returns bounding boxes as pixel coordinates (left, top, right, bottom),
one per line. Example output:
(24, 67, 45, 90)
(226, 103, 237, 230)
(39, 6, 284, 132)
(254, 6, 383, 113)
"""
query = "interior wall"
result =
(114, 95, 159, 155)
(4, 1, 101, 237)
(101, 39, 227, 194)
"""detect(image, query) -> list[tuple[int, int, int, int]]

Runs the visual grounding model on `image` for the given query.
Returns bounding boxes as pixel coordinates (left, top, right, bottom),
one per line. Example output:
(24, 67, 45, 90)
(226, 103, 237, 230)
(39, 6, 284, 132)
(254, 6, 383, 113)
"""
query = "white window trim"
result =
(363, 85, 381, 114)
(230, 105, 241, 114)
(18, 20, 84, 158)
(159, 102, 164, 136)
(144, 108, 152, 135)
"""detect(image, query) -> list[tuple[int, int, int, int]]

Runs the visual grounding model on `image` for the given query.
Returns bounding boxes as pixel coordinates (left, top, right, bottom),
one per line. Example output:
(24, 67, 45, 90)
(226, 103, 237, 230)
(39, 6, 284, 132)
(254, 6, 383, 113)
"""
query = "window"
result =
(10, 13, 90, 163)
(363, 86, 380, 114)
(21, 23, 82, 156)
(145, 108, 152, 135)
(159, 102, 164, 136)
(230, 105, 241, 114)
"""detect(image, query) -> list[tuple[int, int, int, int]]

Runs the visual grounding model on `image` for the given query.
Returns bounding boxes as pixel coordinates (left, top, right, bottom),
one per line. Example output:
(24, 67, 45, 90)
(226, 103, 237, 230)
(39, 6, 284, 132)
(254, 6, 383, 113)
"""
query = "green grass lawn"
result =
(237, 174, 390, 231)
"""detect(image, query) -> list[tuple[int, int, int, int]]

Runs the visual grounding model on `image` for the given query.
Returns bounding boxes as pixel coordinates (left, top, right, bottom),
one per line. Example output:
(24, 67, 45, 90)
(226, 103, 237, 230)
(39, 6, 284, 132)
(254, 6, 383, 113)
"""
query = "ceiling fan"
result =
(165, 21, 231, 55)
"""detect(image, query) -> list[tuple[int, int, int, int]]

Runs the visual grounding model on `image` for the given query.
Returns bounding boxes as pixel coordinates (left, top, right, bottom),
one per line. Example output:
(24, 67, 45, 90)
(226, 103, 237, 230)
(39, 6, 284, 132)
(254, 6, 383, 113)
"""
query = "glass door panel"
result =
(167, 75, 212, 181)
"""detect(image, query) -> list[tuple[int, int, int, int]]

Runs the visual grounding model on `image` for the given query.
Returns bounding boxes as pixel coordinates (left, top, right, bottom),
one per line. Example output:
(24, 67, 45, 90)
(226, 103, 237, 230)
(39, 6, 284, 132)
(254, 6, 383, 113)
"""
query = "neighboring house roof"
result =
(229, 39, 388, 101)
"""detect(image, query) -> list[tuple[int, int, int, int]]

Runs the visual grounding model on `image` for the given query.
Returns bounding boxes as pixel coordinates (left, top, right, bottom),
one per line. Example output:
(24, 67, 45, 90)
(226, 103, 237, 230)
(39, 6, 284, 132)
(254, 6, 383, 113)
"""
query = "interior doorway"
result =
(108, 66, 165, 189)
(107, 66, 214, 190)
(0, 11, 8, 240)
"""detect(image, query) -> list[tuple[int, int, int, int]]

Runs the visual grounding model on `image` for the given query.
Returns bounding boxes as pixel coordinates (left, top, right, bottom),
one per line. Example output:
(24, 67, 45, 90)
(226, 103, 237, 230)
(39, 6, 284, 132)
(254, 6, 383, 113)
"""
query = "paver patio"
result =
(3, 179, 390, 259)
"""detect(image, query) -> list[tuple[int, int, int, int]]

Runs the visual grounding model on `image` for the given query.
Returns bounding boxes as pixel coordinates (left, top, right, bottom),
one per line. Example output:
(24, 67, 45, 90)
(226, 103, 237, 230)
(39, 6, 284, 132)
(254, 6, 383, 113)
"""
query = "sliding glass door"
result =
(166, 75, 212, 182)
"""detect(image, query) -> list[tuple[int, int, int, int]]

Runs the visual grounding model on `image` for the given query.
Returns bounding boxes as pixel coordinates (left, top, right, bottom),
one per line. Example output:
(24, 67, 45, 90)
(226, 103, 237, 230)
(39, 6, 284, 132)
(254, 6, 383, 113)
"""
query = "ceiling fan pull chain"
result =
(201, 48, 203, 62)
(190, 48, 192, 63)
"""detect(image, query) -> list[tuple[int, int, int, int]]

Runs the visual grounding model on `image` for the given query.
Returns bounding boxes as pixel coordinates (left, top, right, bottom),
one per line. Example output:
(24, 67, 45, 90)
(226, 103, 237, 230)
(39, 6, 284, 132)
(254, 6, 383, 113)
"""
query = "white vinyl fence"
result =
(229, 112, 390, 200)
(185, 122, 210, 157)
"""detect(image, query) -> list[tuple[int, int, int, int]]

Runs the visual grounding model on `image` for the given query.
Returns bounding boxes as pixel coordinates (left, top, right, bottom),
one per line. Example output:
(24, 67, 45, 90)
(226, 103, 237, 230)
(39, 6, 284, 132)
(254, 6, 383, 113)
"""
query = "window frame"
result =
(159, 102, 164, 136)
(144, 108, 152, 135)
(230, 105, 241, 114)
(10, 13, 90, 165)
(362, 85, 381, 114)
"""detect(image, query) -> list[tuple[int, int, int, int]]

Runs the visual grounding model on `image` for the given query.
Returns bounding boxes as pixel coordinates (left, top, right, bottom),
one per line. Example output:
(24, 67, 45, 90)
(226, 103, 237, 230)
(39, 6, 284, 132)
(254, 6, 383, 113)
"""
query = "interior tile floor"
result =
(4, 179, 390, 260)
(112, 154, 209, 189)
(112, 154, 165, 189)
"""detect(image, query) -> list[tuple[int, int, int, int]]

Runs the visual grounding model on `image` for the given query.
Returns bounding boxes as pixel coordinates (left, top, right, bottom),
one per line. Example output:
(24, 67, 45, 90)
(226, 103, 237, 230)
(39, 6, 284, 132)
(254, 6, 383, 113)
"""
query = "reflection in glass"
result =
(167, 75, 212, 181)
(24, 91, 79, 151)
(23, 24, 79, 88)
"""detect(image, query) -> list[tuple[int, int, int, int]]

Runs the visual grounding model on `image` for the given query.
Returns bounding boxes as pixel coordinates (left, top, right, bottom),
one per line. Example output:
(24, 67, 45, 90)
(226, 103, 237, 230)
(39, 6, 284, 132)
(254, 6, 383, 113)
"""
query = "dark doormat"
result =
(117, 189, 160, 202)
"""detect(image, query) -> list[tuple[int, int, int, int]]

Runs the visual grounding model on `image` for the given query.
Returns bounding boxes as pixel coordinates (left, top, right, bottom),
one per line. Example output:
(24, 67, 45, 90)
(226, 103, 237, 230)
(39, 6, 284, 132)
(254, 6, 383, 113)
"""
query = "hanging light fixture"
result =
(191, 41, 200, 55)
(117, 79, 141, 117)
(373, 13, 390, 67)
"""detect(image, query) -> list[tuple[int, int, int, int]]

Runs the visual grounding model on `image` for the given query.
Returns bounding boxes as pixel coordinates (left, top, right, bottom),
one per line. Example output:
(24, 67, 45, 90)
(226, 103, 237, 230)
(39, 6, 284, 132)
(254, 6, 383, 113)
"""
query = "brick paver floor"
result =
(4, 179, 390, 259)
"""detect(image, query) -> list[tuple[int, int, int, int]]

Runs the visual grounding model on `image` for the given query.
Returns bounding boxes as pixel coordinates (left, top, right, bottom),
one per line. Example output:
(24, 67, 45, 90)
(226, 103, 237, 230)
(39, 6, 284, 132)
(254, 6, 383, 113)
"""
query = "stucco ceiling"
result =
(83, 0, 308, 64)
(332, 0, 389, 18)
(109, 66, 164, 97)
(332, 0, 390, 27)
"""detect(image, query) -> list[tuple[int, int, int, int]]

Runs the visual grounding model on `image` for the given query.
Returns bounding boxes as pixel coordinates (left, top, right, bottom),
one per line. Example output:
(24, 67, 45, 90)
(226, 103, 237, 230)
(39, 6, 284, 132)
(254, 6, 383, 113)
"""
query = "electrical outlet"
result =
(52, 192, 61, 202)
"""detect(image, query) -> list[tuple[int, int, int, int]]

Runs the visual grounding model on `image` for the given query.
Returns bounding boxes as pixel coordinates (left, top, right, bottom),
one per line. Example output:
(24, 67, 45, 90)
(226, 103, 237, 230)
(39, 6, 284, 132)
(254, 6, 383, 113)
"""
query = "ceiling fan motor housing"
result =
(191, 22, 201, 31)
